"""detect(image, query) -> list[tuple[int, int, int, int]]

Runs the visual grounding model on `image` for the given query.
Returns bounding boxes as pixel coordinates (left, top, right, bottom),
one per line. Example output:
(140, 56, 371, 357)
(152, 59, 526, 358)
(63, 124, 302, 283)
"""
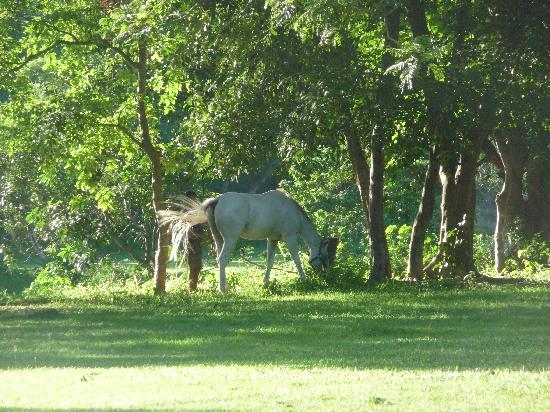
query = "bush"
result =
(506, 233, 550, 274)
(385, 224, 411, 279)
(79, 259, 149, 287)
(384, 224, 439, 279)
(26, 261, 73, 296)
(474, 233, 495, 274)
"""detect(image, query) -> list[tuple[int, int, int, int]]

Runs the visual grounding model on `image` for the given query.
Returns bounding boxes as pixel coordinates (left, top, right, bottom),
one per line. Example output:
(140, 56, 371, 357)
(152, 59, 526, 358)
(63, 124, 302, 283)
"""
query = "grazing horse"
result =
(158, 189, 339, 292)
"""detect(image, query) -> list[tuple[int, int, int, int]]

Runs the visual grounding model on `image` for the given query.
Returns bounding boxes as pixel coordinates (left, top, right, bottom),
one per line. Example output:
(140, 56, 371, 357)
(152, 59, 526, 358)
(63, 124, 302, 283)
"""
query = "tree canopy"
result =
(1, 0, 548, 290)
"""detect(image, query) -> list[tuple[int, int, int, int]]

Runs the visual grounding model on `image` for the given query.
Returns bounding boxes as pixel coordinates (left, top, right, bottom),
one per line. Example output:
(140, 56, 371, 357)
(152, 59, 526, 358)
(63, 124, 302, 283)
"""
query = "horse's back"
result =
(214, 190, 303, 240)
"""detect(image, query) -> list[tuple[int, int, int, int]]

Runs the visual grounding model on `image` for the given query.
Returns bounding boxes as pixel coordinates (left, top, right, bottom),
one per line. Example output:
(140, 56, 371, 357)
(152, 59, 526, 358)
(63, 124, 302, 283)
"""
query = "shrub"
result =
(474, 233, 495, 274)
(26, 261, 73, 296)
(506, 233, 550, 274)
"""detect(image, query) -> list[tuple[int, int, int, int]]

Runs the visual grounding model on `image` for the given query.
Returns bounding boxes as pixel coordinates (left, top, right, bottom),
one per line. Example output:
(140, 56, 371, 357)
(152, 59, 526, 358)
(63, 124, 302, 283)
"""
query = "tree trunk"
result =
(526, 154, 550, 240)
(404, 0, 441, 281)
(365, 4, 400, 281)
(345, 126, 392, 280)
(407, 147, 438, 280)
(112, 234, 153, 274)
(248, 157, 282, 194)
(405, 0, 428, 37)
(345, 131, 370, 231)
(494, 133, 527, 272)
(426, 133, 485, 278)
(136, 40, 169, 293)
(369, 126, 392, 281)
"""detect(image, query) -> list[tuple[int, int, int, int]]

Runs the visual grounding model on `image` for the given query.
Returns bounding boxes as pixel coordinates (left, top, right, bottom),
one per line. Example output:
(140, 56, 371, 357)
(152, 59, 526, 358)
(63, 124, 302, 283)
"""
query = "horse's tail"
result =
(158, 196, 217, 261)
(205, 198, 222, 251)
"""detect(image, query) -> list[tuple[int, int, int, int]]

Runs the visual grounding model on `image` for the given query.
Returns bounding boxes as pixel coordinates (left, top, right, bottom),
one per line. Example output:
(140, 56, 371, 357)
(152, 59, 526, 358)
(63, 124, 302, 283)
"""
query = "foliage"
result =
(280, 147, 367, 255)
(506, 233, 550, 275)
(26, 262, 73, 296)
(0, 0, 548, 285)
(474, 233, 495, 274)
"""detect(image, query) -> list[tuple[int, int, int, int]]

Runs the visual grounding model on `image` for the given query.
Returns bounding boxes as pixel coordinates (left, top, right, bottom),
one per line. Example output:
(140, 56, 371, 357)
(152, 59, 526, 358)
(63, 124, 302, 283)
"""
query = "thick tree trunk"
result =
(482, 139, 504, 178)
(369, 126, 392, 281)
(426, 133, 485, 278)
(407, 147, 438, 280)
(494, 133, 527, 272)
(526, 154, 550, 240)
(136, 40, 169, 293)
(406, 0, 428, 37)
(345, 127, 392, 280)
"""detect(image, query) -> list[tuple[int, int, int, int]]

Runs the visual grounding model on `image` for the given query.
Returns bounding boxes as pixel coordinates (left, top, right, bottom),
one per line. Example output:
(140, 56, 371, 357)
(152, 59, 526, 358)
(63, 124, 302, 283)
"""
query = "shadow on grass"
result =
(0, 286, 549, 371)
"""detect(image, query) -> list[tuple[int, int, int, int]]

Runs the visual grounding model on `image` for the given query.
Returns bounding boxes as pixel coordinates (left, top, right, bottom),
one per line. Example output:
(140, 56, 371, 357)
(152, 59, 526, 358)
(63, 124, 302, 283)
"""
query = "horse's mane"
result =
(276, 188, 313, 223)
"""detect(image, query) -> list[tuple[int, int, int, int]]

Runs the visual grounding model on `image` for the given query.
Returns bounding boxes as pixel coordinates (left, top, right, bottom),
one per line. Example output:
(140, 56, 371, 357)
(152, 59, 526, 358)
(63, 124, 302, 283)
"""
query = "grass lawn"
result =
(0, 280, 549, 411)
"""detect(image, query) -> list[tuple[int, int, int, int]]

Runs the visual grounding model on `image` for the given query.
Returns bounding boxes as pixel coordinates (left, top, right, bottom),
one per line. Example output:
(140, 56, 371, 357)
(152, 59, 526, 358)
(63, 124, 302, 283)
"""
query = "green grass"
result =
(0, 276, 549, 411)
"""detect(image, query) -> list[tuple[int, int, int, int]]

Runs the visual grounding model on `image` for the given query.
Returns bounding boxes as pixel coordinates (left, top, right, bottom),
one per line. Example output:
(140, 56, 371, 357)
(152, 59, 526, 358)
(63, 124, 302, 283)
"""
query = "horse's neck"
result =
(299, 218, 322, 254)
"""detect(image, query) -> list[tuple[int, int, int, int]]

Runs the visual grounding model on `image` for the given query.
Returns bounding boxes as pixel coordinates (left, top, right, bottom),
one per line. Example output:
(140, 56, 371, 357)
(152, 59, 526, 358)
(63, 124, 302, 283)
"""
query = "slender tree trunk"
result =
(407, 147, 438, 280)
(136, 40, 169, 293)
(345, 131, 370, 231)
(112, 234, 153, 274)
(369, 126, 392, 281)
(366, 4, 400, 281)
(404, 0, 441, 281)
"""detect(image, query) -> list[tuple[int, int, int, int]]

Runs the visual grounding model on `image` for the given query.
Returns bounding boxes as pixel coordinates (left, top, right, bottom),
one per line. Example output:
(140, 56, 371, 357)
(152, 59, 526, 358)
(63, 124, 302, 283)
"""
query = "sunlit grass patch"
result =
(0, 365, 549, 411)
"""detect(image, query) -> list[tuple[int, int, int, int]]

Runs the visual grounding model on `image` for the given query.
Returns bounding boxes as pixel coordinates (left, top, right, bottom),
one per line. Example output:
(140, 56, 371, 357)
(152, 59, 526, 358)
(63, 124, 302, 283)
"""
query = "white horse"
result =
(158, 189, 339, 292)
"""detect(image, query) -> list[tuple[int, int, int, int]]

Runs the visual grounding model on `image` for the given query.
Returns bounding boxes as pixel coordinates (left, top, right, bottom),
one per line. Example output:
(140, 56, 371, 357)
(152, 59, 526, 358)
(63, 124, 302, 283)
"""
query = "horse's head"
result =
(309, 237, 339, 271)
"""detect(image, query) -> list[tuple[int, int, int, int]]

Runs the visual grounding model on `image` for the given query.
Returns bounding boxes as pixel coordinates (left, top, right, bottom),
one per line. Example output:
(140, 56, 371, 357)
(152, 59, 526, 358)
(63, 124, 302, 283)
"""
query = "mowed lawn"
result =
(0, 284, 549, 411)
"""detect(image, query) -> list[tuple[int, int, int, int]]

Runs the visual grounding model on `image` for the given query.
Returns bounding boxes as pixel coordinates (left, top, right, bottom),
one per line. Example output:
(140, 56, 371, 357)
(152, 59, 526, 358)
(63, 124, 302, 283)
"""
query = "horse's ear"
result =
(327, 237, 339, 265)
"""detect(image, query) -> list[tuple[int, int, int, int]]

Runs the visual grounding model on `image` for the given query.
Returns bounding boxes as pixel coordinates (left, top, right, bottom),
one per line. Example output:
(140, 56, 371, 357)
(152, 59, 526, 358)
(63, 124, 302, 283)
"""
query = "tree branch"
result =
(99, 38, 139, 69)
(1, 39, 95, 82)
(481, 138, 505, 177)
(99, 122, 143, 148)
(40, 22, 139, 69)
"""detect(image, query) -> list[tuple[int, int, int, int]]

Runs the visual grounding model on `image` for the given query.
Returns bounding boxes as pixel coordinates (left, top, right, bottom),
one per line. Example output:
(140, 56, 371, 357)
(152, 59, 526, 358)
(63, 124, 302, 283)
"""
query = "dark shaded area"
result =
(0, 270, 35, 294)
(1, 287, 549, 371)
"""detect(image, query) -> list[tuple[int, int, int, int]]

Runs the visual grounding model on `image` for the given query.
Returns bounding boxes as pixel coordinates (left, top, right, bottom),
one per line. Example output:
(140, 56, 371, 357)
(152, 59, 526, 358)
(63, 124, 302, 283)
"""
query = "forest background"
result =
(0, 0, 548, 296)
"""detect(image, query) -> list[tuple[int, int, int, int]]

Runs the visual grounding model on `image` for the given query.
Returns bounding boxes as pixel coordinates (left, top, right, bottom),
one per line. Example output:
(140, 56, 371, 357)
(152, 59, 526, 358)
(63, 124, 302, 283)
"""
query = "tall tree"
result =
(1, 0, 207, 291)
(367, 3, 400, 281)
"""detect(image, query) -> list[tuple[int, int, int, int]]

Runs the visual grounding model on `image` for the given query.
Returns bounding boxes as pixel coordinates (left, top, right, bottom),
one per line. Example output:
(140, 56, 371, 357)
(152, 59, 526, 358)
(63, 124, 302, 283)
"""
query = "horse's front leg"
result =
(264, 239, 278, 285)
(217, 237, 236, 293)
(284, 236, 305, 281)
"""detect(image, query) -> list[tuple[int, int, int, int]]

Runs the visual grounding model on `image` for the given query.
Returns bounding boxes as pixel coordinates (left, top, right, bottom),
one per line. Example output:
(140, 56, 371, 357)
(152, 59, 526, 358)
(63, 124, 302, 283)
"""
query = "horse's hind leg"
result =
(207, 220, 223, 260)
(217, 237, 236, 293)
(284, 236, 305, 281)
(264, 239, 278, 285)
(212, 234, 223, 263)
